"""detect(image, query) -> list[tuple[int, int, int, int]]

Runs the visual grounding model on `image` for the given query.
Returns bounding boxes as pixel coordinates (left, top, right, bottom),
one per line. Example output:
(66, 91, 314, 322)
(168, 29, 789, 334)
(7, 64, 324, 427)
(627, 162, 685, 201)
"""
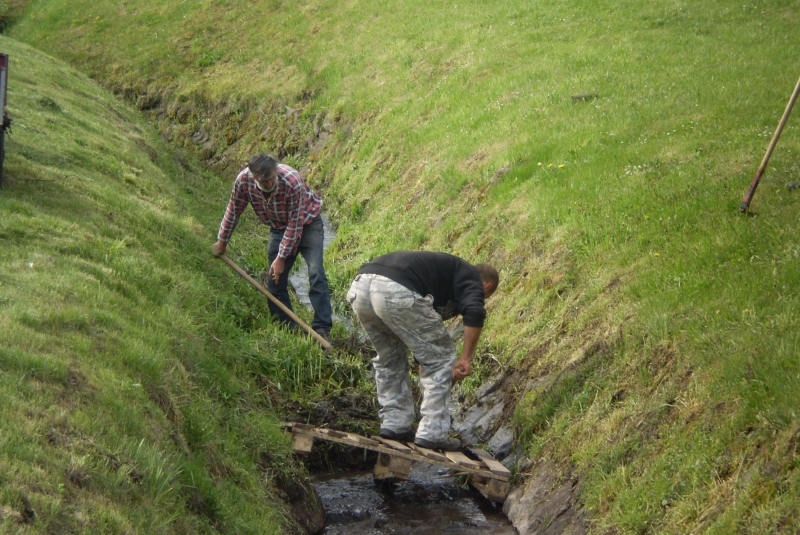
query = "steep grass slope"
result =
(8, 0, 800, 532)
(0, 34, 337, 534)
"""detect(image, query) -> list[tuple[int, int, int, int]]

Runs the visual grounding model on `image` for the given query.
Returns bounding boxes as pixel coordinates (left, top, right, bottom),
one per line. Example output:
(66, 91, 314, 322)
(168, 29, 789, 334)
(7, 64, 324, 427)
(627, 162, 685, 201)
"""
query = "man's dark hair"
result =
(474, 263, 499, 289)
(248, 153, 278, 177)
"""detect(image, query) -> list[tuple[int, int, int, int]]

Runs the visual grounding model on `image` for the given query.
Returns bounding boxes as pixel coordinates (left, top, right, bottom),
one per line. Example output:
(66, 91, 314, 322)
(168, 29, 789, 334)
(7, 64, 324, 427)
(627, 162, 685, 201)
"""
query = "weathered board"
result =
(282, 422, 511, 502)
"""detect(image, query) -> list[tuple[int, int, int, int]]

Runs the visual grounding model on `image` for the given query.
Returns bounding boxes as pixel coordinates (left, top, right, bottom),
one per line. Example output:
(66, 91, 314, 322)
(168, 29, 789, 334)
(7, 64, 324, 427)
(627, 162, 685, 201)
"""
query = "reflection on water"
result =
(313, 463, 516, 535)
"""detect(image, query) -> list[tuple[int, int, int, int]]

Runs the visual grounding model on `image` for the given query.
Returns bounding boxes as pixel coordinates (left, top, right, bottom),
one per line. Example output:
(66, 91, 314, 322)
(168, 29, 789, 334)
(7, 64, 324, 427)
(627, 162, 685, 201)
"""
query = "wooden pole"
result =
(741, 76, 800, 212)
(218, 254, 332, 350)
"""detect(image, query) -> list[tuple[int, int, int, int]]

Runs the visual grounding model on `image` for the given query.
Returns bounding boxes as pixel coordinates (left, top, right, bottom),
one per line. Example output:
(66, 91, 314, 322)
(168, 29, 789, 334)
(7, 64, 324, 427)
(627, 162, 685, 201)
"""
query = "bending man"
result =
(213, 153, 333, 339)
(347, 251, 499, 451)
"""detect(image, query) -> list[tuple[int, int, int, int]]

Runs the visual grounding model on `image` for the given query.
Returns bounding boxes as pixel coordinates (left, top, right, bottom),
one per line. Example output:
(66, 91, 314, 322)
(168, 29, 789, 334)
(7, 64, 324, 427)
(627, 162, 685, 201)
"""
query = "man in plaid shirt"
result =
(212, 153, 333, 339)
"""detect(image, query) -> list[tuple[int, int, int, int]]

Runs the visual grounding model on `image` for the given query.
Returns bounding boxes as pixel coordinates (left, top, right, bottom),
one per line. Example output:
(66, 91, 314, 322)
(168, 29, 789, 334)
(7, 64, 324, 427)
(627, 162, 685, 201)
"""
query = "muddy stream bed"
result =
(312, 464, 515, 534)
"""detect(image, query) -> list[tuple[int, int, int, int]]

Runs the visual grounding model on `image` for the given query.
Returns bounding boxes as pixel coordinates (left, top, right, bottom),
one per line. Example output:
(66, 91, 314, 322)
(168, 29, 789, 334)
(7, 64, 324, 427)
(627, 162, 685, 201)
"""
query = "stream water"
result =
(313, 464, 516, 535)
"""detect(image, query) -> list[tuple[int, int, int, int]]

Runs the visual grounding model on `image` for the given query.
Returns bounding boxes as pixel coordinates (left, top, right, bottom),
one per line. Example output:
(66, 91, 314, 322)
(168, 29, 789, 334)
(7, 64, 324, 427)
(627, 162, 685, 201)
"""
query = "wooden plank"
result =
(285, 424, 504, 480)
(298, 427, 392, 452)
(472, 478, 510, 503)
(373, 453, 412, 480)
(314, 428, 380, 447)
(374, 465, 392, 479)
(346, 433, 380, 447)
(374, 453, 394, 480)
(466, 447, 493, 460)
(465, 447, 511, 478)
(444, 451, 481, 470)
(373, 436, 412, 453)
(477, 457, 511, 478)
(292, 433, 314, 454)
(388, 456, 413, 477)
(408, 443, 449, 463)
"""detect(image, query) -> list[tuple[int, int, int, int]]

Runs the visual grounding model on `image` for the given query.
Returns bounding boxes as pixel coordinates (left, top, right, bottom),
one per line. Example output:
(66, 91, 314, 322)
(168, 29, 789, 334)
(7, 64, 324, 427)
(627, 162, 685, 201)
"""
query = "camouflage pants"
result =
(347, 273, 457, 442)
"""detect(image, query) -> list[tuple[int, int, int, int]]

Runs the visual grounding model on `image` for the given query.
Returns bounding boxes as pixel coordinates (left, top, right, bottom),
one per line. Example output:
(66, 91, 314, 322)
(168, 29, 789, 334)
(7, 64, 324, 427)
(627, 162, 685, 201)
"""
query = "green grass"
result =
(0, 34, 373, 534)
(5, 0, 800, 532)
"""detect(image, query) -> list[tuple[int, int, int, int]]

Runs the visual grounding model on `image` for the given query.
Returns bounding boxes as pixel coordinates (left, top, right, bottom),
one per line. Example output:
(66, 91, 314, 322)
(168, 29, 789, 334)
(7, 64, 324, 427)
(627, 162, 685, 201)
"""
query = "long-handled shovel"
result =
(218, 254, 332, 350)
(740, 76, 800, 212)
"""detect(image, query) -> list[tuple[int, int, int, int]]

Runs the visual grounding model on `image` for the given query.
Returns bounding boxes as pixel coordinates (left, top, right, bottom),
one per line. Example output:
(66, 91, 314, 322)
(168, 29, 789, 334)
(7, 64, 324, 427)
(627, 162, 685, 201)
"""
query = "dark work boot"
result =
(315, 330, 331, 344)
(378, 428, 415, 442)
(414, 436, 462, 452)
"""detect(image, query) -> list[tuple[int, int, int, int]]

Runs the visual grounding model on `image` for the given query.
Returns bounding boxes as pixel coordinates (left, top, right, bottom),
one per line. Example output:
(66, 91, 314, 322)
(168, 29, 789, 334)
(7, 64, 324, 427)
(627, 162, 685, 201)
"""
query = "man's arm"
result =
(213, 172, 249, 255)
(452, 325, 482, 381)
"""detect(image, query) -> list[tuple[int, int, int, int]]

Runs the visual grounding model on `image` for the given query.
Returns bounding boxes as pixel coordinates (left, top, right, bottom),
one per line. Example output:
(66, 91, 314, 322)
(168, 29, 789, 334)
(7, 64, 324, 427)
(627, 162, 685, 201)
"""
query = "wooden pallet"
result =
(283, 422, 511, 502)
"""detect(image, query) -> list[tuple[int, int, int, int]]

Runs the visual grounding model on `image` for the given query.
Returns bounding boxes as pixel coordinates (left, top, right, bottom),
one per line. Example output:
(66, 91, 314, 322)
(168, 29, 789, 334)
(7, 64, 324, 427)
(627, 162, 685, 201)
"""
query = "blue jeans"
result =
(267, 216, 333, 335)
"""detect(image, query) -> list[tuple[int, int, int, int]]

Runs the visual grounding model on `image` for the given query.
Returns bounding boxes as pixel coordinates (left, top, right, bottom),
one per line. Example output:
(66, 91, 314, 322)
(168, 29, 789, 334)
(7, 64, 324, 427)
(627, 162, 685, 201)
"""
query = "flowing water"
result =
(313, 464, 516, 534)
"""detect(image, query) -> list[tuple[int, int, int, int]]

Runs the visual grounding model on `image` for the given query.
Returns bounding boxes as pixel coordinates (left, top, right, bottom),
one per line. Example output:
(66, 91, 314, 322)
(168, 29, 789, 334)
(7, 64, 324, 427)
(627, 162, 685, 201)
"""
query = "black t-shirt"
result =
(358, 251, 486, 328)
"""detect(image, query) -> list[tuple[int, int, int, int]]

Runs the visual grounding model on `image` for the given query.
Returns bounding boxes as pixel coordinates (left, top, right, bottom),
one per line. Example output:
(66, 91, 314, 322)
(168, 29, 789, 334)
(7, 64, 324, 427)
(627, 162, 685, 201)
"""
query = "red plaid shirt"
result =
(217, 164, 322, 259)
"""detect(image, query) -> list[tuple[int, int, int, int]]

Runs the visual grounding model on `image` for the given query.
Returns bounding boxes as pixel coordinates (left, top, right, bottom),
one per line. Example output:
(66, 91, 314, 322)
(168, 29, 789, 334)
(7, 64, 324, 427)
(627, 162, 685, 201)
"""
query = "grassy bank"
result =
(7, 0, 800, 532)
(0, 34, 358, 534)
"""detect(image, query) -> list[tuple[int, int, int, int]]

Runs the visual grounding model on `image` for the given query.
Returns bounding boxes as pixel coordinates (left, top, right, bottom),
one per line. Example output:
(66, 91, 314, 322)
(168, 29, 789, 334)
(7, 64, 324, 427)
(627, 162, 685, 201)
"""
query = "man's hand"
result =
(452, 325, 482, 381)
(212, 240, 227, 257)
(452, 358, 472, 382)
(269, 256, 286, 283)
